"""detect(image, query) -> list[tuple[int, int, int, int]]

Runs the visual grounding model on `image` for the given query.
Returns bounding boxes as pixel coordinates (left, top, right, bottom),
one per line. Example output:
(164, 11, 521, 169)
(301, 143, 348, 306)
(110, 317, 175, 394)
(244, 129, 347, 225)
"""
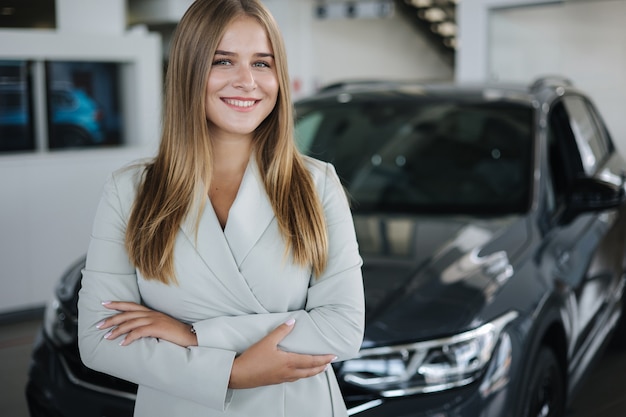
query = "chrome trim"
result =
(58, 354, 137, 401)
(379, 376, 475, 397)
(347, 399, 384, 415)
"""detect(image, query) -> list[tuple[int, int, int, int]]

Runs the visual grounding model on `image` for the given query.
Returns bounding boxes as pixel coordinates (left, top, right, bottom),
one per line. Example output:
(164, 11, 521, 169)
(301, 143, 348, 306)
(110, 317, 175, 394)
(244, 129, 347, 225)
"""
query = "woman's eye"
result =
(253, 61, 271, 68)
(212, 59, 232, 66)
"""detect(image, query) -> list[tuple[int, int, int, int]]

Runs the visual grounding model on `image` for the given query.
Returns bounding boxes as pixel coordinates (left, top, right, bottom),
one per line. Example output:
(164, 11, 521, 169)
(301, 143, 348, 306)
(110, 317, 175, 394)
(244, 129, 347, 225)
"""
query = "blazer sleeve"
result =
(191, 162, 365, 360)
(77, 170, 236, 411)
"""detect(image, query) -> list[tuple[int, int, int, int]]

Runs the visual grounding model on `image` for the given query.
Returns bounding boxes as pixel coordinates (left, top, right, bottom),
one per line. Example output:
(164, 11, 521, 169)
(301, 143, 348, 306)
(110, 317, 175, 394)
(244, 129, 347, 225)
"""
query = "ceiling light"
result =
(418, 7, 446, 22)
(432, 21, 456, 37)
(407, 0, 433, 7)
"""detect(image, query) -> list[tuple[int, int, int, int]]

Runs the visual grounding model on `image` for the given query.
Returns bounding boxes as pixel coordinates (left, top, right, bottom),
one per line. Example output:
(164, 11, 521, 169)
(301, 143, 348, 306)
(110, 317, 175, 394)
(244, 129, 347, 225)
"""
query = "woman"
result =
(77, 0, 365, 416)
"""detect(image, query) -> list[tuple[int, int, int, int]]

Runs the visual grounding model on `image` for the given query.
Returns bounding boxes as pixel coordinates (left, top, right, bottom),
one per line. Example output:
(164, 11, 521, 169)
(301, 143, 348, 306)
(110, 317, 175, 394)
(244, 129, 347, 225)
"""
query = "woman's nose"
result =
(233, 65, 256, 90)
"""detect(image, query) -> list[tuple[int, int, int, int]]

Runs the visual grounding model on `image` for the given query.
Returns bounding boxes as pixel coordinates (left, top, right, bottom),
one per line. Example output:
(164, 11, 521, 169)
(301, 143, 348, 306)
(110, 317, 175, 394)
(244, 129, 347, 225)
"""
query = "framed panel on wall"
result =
(46, 61, 124, 150)
(0, 60, 35, 153)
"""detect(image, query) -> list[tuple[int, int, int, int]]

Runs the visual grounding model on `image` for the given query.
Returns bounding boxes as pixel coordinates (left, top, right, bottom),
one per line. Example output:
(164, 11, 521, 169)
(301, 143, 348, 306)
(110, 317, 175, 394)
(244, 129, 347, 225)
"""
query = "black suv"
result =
(27, 77, 626, 417)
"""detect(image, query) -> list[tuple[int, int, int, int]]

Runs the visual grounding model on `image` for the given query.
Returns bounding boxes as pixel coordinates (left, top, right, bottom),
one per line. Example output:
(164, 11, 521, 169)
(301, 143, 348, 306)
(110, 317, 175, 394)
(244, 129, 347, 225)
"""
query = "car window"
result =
(295, 99, 533, 214)
(546, 101, 580, 207)
(562, 95, 609, 176)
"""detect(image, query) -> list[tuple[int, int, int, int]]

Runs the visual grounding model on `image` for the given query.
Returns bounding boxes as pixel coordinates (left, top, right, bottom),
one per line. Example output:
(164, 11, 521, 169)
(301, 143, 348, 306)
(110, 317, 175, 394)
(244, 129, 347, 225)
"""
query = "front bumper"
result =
(344, 381, 513, 417)
(346, 384, 512, 417)
(25, 329, 136, 417)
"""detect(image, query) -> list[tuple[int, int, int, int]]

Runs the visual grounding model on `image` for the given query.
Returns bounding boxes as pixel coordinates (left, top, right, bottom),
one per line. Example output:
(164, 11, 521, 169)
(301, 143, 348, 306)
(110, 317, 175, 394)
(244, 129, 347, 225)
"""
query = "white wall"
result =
(457, 0, 626, 153)
(0, 1, 162, 314)
(489, 0, 626, 152)
(309, 11, 453, 88)
(456, 0, 561, 83)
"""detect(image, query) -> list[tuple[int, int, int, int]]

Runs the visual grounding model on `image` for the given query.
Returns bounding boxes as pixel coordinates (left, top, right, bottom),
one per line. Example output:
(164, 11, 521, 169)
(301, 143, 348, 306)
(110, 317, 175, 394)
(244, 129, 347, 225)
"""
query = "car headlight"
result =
(42, 257, 83, 346)
(341, 310, 518, 397)
(43, 296, 78, 346)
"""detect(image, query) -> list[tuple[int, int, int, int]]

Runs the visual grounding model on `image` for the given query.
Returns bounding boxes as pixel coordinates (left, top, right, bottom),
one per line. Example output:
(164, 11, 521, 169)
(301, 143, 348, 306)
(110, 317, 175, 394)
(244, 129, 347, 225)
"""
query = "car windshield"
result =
(295, 98, 534, 215)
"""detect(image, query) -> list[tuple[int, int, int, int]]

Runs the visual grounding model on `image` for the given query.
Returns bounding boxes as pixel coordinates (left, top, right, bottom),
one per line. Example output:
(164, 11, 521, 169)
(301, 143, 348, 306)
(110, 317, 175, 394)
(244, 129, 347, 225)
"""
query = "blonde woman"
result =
(77, 0, 364, 416)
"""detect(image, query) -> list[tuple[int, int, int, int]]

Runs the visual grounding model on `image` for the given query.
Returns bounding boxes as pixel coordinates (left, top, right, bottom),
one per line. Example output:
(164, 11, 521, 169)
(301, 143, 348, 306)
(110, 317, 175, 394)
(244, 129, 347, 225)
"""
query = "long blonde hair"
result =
(125, 0, 328, 284)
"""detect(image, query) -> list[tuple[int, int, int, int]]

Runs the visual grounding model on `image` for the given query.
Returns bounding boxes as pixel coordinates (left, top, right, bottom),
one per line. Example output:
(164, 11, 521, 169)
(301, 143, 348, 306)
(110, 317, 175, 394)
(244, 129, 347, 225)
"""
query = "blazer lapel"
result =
(179, 181, 269, 314)
(224, 156, 276, 267)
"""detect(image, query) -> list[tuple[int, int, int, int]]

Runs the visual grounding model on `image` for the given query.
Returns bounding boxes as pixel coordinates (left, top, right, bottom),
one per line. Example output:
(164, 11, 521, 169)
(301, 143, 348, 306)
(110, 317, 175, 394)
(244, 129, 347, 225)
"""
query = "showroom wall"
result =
(308, 6, 454, 88)
(458, 0, 626, 153)
(0, 0, 453, 315)
(0, 0, 162, 314)
(489, 0, 626, 153)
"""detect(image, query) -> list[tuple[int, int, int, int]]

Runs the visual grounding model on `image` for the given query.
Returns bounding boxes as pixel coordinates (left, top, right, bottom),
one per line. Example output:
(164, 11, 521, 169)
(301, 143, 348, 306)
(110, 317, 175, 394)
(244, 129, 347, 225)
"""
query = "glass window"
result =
(295, 99, 533, 215)
(0, 2, 56, 29)
(46, 61, 124, 150)
(562, 96, 609, 175)
(0, 60, 35, 153)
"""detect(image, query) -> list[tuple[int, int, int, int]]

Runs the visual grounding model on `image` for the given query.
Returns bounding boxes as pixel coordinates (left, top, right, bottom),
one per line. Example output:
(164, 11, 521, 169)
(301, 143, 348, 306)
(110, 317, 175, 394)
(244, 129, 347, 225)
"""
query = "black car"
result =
(26, 77, 626, 417)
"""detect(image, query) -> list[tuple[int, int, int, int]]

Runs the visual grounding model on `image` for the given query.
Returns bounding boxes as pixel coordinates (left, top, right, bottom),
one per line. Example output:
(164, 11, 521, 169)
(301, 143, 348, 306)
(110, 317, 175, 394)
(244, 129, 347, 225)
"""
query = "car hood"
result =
(353, 213, 528, 348)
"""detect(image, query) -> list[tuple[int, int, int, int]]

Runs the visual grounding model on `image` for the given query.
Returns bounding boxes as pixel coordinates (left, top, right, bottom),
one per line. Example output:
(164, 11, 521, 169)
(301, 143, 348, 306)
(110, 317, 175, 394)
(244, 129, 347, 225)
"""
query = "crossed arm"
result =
(96, 300, 335, 389)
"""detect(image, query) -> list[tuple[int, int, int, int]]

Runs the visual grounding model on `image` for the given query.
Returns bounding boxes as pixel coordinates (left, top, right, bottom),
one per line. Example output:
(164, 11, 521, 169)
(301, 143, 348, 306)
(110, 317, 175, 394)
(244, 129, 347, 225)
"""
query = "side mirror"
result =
(567, 176, 625, 216)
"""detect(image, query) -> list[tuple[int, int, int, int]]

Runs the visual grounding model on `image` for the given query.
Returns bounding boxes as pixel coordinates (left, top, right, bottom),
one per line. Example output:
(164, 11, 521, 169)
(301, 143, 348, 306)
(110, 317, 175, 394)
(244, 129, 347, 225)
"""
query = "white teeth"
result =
(224, 99, 256, 108)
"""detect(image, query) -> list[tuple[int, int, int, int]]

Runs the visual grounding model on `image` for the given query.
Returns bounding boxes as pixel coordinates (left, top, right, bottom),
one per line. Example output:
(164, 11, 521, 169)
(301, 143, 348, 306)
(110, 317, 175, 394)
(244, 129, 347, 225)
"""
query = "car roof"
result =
(296, 76, 578, 107)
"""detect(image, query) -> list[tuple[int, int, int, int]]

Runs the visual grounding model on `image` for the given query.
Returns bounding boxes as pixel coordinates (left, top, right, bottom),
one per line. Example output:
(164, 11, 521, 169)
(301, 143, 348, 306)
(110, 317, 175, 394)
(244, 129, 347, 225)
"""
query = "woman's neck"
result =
(211, 134, 253, 176)
(208, 134, 253, 229)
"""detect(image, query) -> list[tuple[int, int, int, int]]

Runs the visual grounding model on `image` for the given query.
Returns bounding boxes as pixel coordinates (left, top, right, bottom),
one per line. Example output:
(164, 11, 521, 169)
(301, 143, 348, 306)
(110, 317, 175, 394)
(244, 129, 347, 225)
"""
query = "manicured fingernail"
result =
(103, 331, 112, 339)
(332, 356, 339, 362)
(119, 338, 126, 346)
(101, 301, 112, 305)
(95, 320, 105, 329)
(285, 318, 295, 326)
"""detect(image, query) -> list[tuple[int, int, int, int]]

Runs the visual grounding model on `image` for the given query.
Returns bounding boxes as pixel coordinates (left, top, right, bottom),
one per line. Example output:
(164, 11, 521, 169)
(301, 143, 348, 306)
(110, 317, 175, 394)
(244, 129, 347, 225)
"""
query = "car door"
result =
(543, 95, 626, 375)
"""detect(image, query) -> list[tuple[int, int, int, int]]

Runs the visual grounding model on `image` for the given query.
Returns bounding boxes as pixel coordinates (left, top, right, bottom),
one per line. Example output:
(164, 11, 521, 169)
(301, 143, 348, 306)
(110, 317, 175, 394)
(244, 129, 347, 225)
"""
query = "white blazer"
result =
(77, 156, 365, 417)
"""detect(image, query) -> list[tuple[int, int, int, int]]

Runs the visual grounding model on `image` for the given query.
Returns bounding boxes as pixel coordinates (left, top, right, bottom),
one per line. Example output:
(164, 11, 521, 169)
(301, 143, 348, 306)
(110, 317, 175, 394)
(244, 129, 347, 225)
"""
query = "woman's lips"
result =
(222, 97, 259, 110)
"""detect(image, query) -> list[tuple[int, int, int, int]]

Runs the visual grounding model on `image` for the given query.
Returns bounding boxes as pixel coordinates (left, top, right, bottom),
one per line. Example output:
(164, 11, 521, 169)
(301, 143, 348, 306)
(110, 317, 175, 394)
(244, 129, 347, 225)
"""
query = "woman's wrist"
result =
(187, 324, 198, 347)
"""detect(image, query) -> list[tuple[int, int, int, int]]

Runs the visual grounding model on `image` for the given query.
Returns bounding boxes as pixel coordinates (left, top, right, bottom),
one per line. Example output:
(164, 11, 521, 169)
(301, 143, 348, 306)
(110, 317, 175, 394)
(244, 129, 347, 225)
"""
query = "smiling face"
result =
(205, 15, 279, 144)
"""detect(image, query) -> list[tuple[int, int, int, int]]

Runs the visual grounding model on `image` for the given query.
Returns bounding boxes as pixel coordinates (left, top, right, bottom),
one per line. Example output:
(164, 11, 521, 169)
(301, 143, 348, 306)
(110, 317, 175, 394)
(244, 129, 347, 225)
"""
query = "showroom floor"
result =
(1, 316, 626, 417)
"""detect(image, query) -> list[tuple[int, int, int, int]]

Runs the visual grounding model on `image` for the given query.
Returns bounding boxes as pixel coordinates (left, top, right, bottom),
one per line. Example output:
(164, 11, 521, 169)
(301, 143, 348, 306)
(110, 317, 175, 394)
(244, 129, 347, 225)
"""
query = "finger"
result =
(104, 317, 153, 340)
(102, 301, 150, 312)
(283, 363, 330, 382)
(265, 318, 296, 346)
(115, 316, 157, 336)
(119, 330, 143, 346)
(116, 327, 148, 346)
(287, 353, 335, 370)
(299, 363, 331, 378)
(99, 311, 153, 329)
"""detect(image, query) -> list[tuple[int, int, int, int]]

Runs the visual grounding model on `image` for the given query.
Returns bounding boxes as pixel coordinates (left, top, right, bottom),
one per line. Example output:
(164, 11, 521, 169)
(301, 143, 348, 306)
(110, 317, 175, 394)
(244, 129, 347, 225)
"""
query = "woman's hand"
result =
(228, 319, 336, 389)
(97, 301, 197, 347)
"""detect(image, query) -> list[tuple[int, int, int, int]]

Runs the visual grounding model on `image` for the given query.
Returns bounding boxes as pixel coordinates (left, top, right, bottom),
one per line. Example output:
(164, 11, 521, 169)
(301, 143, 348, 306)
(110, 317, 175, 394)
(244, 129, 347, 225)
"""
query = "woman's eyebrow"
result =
(214, 50, 274, 58)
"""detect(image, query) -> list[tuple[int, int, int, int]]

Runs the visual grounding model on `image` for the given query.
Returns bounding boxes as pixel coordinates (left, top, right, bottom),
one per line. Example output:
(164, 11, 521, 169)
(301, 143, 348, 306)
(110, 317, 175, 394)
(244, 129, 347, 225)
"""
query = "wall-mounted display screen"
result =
(0, 60, 35, 153)
(46, 61, 124, 150)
